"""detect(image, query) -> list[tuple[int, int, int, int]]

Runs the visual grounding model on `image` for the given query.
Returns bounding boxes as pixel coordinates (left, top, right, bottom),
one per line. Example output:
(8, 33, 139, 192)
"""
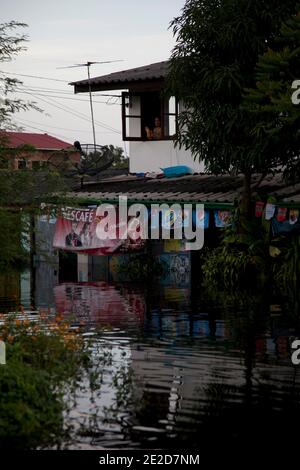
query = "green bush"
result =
(202, 217, 268, 290)
(0, 314, 91, 449)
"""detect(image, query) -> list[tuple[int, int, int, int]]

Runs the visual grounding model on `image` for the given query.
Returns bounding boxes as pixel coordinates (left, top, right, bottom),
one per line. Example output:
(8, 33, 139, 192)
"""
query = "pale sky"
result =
(1, 0, 185, 152)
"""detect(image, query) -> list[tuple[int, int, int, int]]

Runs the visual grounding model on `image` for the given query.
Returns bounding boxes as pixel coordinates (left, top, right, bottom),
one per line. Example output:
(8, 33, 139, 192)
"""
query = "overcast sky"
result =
(1, 0, 185, 152)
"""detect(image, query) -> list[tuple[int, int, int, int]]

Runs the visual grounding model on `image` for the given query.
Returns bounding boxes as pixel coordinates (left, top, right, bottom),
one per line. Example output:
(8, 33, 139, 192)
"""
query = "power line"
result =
(57, 60, 123, 150)
(15, 88, 120, 105)
(15, 120, 74, 142)
(19, 89, 121, 134)
(41, 93, 121, 132)
(0, 70, 68, 83)
(14, 119, 123, 146)
(0, 71, 121, 97)
(16, 83, 121, 98)
(15, 117, 120, 134)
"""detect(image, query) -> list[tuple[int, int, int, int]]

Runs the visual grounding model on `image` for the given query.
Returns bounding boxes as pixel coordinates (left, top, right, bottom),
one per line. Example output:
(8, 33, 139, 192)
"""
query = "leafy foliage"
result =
(0, 21, 40, 130)
(244, 7, 300, 182)
(0, 209, 29, 270)
(169, 0, 298, 177)
(0, 314, 91, 449)
(202, 227, 268, 290)
(272, 235, 300, 291)
(0, 21, 71, 269)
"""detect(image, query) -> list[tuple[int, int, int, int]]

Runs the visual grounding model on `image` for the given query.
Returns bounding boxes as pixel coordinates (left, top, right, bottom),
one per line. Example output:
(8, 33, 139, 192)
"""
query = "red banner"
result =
(53, 207, 145, 255)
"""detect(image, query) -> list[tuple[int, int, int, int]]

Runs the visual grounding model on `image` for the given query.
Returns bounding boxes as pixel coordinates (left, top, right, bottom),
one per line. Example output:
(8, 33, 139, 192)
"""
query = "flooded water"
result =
(39, 281, 300, 449)
(2, 269, 300, 449)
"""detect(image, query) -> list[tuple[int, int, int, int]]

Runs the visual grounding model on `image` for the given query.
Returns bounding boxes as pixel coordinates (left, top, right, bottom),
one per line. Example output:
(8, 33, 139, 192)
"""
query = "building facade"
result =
(0, 132, 80, 170)
(71, 61, 204, 174)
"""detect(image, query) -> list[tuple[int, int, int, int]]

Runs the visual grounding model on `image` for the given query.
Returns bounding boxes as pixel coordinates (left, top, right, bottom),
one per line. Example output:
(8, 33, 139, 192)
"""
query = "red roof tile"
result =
(1, 132, 73, 150)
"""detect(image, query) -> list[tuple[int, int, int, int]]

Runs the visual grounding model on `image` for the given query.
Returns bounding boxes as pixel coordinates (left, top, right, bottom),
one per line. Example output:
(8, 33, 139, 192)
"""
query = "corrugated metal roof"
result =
(71, 61, 169, 92)
(1, 132, 74, 150)
(67, 172, 300, 206)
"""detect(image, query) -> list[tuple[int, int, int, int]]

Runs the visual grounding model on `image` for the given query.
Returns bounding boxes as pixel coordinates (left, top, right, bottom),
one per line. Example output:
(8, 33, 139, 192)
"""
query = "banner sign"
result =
(53, 207, 145, 255)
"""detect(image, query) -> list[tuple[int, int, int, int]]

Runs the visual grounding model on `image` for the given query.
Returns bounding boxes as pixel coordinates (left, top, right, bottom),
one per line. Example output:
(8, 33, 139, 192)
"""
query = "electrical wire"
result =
(17, 84, 121, 98)
(16, 89, 121, 134)
(14, 120, 75, 142)
(15, 117, 120, 134)
(0, 70, 68, 83)
(0, 71, 121, 97)
(15, 88, 120, 105)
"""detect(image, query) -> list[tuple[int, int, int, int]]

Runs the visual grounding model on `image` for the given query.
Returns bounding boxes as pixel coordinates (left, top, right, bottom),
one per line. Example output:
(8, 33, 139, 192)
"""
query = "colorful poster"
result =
(289, 208, 299, 225)
(255, 201, 264, 218)
(53, 207, 145, 255)
(276, 207, 288, 222)
(161, 207, 182, 229)
(150, 206, 160, 230)
(159, 253, 191, 287)
(193, 208, 209, 229)
(161, 207, 191, 229)
(265, 203, 276, 220)
(214, 210, 232, 228)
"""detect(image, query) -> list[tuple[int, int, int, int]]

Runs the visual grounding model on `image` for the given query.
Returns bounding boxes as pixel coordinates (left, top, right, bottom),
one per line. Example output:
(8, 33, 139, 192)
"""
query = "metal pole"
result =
(87, 62, 97, 152)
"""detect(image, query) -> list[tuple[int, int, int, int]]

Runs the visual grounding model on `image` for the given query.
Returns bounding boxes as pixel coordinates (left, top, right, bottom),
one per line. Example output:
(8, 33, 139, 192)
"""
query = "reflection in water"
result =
(50, 282, 300, 449)
(54, 282, 145, 329)
(2, 274, 300, 448)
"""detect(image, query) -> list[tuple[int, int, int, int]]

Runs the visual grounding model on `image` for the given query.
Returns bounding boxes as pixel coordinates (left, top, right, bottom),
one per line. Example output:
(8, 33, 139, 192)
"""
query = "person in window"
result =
(145, 117, 162, 140)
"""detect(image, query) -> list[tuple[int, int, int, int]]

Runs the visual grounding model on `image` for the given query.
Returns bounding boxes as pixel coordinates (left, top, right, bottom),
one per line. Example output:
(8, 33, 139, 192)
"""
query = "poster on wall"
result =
(193, 208, 210, 229)
(214, 210, 232, 228)
(53, 207, 146, 255)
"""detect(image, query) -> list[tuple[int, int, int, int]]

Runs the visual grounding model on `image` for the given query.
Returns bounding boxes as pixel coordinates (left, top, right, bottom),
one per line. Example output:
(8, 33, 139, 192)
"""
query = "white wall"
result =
(129, 140, 204, 173)
(128, 96, 204, 174)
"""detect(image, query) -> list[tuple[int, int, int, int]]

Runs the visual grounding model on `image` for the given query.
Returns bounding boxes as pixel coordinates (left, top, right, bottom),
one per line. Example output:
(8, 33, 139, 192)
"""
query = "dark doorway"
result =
(59, 251, 77, 282)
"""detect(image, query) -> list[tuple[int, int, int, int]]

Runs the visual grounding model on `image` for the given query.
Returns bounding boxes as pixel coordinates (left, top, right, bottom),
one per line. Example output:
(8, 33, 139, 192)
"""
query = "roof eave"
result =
(72, 77, 165, 93)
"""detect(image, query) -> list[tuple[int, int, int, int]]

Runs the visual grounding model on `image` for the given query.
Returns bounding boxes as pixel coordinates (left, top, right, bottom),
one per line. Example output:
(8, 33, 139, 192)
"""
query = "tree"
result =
(168, 0, 298, 219)
(244, 7, 300, 183)
(0, 21, 39, 131)
(110, 145, 129, 170)
(0, 21, 66, 270)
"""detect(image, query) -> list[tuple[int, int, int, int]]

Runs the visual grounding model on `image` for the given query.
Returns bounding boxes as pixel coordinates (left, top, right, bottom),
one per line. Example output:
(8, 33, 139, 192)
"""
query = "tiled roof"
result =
(71, 61, 169, 92)
(1, 132, 74, 150)
(67, 172, 300, 206)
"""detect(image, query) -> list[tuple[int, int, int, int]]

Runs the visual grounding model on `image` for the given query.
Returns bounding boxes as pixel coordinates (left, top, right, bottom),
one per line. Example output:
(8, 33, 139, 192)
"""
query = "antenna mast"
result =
(86, 62, 97, 151)
(57, 59, 123, 152)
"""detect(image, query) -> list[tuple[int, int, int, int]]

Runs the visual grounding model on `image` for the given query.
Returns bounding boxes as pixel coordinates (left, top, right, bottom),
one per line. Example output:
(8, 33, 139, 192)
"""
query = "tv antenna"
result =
(57, 60, 123, 151)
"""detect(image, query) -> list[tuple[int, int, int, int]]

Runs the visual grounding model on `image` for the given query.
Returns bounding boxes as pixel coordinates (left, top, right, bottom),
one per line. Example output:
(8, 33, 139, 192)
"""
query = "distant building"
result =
(71, 61, 204, 174)
(0, 131, 80, 170)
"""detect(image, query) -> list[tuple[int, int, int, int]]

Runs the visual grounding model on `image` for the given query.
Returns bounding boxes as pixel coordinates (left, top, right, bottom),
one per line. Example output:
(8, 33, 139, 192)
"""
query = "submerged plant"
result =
(202, 215, 269, 290)
(0, 313, 92, 449)
(273, 235, 300, 292)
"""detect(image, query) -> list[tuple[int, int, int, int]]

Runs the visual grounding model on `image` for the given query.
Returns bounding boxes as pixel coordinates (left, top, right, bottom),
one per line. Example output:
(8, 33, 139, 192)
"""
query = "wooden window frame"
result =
(122, 91, 178, 142)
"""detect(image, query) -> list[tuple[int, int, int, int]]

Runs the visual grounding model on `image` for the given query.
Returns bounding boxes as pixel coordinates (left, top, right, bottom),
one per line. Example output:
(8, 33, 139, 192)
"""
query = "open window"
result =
(17, 159, 27, 169)
(122, 91, 178, 141)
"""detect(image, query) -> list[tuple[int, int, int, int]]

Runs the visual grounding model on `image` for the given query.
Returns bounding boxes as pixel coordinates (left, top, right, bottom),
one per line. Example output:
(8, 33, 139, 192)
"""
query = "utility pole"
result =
(87, 62, 97, 152)
(57, 59, 123, 153)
